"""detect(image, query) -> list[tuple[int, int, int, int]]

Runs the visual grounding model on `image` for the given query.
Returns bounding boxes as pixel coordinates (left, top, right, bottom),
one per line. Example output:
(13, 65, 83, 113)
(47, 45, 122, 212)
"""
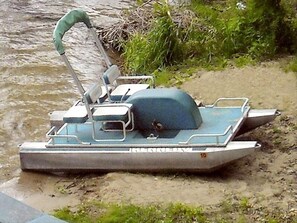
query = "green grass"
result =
(54, 202, 206, 223)
(284, 56, 297, 76)
(122, 0, 297, 76)
(53, 199, 297, 223)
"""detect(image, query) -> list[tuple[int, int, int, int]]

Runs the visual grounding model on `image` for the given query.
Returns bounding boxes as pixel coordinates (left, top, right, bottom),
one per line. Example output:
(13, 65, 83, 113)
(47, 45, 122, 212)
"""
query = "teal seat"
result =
(63, 83, 103, 124)
(102, 65, 154, 102)
(84, 83, 109, 104)
(93, 104, 133, 121)
(61, 104, 92, 144)
(83, 84, 134, 142)
(63, 105, 89, 123)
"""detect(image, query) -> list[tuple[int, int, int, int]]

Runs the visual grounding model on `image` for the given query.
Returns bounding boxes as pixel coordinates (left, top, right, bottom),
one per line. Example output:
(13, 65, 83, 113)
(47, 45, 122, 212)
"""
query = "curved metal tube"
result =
(53, 9, 92, 55)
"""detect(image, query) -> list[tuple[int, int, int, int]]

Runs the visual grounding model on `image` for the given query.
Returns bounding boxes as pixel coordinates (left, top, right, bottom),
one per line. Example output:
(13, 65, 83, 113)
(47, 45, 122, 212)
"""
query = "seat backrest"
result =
(103, 65, 121, 85)
(84, 83, 102, 104)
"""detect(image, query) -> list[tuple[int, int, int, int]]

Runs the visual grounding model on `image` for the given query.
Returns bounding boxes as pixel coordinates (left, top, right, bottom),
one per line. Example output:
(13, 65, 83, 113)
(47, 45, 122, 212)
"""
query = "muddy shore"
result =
(1, 60, 296, 219)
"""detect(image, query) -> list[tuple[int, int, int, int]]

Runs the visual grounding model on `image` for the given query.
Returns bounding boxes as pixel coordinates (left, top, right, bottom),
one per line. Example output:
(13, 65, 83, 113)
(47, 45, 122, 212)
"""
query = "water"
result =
(0, 0, 130, 190)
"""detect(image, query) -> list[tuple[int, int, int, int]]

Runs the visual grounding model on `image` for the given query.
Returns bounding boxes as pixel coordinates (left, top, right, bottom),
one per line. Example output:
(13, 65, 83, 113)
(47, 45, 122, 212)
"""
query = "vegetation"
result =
(121, 0, 297, 83)
(53, 199, 297, 223)
(54, 202, 206, 223)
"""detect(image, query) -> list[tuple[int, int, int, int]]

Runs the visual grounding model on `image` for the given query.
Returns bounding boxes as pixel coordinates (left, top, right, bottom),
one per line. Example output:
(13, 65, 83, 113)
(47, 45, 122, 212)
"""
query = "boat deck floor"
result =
(49, 107, 247, 147)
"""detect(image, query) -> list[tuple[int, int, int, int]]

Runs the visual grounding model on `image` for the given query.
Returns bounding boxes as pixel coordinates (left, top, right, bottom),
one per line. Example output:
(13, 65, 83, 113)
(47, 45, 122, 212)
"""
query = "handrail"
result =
(179, 125, 233, 145)
(207, 97, 249, 112)
(46, 126, 89, 145)
(117, 75, 156, 88)
(46, 126, 58, 137)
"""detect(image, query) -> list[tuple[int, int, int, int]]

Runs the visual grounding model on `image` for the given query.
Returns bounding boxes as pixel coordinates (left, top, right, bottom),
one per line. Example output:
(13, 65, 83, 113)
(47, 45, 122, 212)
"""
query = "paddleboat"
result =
(19, 9, 280, 172)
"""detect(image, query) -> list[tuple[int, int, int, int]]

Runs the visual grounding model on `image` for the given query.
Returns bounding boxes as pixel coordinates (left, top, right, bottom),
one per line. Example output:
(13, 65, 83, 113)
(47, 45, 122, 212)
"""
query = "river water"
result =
(0, 0, 130, 208)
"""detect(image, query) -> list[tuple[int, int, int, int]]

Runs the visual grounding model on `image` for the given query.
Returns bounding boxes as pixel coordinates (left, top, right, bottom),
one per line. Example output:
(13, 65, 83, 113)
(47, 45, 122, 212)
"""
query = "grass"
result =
(123, 0, 297, 77)
(53, 198, 297, 223)
(54, 202, 206, 223)
(121, 0, 297, 87)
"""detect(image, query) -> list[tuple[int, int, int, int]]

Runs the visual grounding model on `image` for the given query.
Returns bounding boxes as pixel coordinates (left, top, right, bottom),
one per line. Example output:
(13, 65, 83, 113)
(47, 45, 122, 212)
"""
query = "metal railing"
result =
(46, 126, 90, 145)
(207, 97, 249, 112)
(179, 125, 233, 145)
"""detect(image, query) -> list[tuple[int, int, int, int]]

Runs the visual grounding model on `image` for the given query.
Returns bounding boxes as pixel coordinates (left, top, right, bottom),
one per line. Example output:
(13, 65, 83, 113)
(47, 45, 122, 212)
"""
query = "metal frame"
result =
(207, 97, 249, 112)
(179, 125, 234, 145)
(102, 65, 155, 103)
(46, 125, 90, 145)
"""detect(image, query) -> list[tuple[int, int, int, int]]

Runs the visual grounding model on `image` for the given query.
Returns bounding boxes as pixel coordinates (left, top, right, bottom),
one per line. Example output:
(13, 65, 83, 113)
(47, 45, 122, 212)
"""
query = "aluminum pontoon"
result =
(19, 9, 280, 173)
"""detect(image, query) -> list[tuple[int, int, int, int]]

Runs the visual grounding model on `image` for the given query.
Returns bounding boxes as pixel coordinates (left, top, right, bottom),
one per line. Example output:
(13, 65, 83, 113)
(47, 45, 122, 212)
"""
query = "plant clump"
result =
(97, 0, 297, 75)
(54, 200, 297, 223)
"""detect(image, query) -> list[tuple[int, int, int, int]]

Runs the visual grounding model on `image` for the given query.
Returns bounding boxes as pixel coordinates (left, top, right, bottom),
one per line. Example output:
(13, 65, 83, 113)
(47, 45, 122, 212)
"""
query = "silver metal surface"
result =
(20, 141, 258, 172)
(236, 109, 280, 136)
(207, 97, 249, 112)
(61, 54, 85, 96)
(90, 28, 112, 67)
(180, 125, 234, 145)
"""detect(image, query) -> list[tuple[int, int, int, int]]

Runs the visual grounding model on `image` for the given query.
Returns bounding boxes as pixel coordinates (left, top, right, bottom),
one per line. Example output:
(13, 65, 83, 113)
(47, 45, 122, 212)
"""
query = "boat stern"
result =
(19, 142, 48, 171)
(237, 109, 281, 136)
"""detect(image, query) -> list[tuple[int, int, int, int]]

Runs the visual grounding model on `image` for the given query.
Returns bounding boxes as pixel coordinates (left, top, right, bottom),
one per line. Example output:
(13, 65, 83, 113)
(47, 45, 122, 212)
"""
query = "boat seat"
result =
(83, 85, 134, 141)
(63, 105, 90, 123)
(93, 104, 133, 121)
(63, 83, 105, 124)
(85, 83, 109, 104)
(102, 65, 154, 102)
(62, 83, 106, 137)
(62, 104, 94, 142)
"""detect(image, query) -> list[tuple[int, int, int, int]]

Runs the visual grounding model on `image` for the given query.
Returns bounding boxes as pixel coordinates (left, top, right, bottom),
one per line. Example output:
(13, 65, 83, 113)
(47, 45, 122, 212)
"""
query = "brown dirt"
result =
(1, 60, 296, 218)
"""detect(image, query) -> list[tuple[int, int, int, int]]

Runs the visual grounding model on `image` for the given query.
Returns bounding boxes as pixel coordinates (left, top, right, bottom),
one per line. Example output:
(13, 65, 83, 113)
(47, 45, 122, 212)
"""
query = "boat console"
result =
(126, 88, 203, 130)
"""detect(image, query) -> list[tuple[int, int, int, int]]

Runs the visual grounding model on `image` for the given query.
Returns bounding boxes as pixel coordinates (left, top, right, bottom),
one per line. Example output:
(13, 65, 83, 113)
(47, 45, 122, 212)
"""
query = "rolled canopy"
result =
(53, 9, 92, 55)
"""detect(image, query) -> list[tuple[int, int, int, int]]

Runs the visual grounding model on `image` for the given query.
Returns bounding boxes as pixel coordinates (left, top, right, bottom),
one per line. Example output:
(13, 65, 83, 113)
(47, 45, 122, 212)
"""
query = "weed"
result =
(165, 203, 206, 223)
(285, 56, 297, 73)
(54, 206, 93, 223)
(273, 138, 282, 146)
(57, 185, 67, 194)
(272, 127, 282, 134)
(239, 197, 250, 212)
(123, 0, 297, 74)
(233, 55, 256, 67)
(123, 0, 182, 73)
(220, 198, 234, 213)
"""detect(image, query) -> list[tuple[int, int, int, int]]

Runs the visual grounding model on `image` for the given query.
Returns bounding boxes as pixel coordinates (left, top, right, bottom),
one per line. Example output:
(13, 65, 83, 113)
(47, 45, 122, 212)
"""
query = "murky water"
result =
(0, 0, 130, 193)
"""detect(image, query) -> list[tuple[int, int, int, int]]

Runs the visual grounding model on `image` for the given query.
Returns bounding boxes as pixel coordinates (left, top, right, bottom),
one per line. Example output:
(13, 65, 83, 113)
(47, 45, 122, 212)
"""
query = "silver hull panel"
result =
(236, 109, 280, 136)
(20, 141, 259, 173)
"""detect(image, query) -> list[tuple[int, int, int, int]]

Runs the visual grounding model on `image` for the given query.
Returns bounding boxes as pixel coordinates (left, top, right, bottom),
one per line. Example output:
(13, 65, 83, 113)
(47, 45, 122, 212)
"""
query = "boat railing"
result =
(46, 126, 90, 145)
(179, 125, 233, 145)
(207, 97, 249, 112)
(116, 75, 156, 88)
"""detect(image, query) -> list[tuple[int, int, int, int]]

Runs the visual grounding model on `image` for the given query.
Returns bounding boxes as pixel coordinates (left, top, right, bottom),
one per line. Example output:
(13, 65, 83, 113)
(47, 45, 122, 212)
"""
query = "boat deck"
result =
(48, 107, 248, 147)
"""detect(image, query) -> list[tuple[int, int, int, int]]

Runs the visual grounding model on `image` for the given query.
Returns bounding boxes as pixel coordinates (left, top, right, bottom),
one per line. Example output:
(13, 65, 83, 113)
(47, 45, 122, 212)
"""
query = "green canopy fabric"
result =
(53, 9, 92, 55)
